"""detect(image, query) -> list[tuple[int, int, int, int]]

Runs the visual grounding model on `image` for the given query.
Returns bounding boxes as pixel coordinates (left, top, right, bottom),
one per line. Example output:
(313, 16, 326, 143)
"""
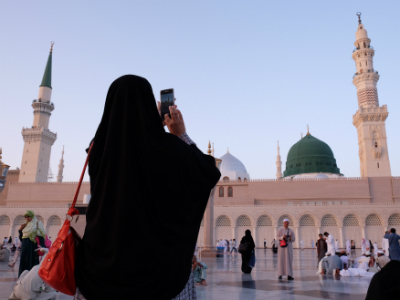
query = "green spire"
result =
(40, 42, 53, 89)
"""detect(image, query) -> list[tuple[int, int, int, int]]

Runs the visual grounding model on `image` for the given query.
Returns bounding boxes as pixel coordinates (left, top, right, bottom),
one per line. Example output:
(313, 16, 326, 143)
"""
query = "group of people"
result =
(216, 238, 238, 254)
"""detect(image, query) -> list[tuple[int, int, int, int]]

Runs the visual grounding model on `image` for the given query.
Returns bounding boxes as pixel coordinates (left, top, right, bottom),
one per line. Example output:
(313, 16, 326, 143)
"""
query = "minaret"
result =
(352, 14, 391, 177)
(276, 141, 282, 179)
(56, 146, 64, 182)
(19, 42, 57, 182)
(207, 141, 212, 155)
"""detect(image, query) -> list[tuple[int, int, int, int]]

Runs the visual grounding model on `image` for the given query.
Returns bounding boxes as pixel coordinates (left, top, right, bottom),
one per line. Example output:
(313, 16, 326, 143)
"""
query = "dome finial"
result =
(356, 12, 362, 25)
(207, 141, 212, 155)
(50, 41, 55, 53)
(227, 147, 229, 153)
(306, 124, 310, 136)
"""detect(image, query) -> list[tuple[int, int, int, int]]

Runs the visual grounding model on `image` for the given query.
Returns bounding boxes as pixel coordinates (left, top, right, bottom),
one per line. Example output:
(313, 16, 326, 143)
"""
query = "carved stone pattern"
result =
(357, 88, 379, 107)
(299, 215, 316, 226)
(216, 215, 231, 227)
(237, 215, 252, 226)
(257, 215, 273, 226)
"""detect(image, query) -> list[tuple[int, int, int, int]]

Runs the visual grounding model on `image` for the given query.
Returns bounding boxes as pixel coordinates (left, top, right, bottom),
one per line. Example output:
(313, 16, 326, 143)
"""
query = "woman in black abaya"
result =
(240, 230, 256, 274)
(75, 75, 221, 300)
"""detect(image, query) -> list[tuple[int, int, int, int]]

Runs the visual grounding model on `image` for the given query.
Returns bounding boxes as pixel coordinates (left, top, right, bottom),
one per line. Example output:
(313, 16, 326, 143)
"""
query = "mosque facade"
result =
(1, 17, 400, 249)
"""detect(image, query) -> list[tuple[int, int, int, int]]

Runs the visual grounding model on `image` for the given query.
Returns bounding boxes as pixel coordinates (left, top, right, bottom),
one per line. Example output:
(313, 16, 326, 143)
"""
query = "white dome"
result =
(314, 174, 329, 179)
(219, 152, 250, 181)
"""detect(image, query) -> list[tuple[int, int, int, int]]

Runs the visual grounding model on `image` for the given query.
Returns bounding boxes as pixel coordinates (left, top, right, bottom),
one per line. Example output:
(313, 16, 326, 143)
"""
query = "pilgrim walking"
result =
(277, 219, 295, 280)
(316, 234, 327, 265)
(239, 230, 256, 274)
(18, 210, 46, 277)
(74, 75, 221, 300)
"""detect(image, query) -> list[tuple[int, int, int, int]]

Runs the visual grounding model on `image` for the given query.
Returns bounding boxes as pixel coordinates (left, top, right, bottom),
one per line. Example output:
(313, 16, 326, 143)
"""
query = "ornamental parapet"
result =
(352, 72, 379, 86)
(21, 126, 57, 144)
(32, 101, 54, 115)
(353, 105, 388, 127)
(215, 202, 400, 208)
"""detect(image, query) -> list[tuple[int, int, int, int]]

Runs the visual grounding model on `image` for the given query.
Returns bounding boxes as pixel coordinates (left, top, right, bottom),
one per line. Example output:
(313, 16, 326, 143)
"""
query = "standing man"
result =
(335, 239, 339, 251)
(382, 231, 389, 257)
(316, 234, 327, 265)
(300, 240, 304, 250)
(384, 228, 400, 261)
(324, 232, 335, 256)
(346, 239, 351, 255)
(277, 219, 295, 280)
(264, 238, 267, 249)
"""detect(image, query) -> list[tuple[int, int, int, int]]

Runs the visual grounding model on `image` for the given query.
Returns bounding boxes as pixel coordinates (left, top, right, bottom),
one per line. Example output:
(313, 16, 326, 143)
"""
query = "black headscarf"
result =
(365, 260, 400, 300)
(75, 75, 221, 300)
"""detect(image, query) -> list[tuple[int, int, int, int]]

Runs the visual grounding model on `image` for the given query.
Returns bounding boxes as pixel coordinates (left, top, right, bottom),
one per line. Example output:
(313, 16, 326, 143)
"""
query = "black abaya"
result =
(18, 231, 44, 277)
(240, 233, 255, 274)
(365, 260, 400, 300)
(75, 75, 221, 300)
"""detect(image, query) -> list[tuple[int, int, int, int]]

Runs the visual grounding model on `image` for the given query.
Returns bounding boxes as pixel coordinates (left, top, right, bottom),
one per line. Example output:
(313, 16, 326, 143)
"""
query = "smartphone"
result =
(160, 89, 175, 121)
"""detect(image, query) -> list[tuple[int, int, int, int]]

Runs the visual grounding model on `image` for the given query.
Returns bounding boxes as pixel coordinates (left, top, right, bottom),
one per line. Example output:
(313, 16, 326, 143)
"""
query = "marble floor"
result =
(0, 248, 372, 300)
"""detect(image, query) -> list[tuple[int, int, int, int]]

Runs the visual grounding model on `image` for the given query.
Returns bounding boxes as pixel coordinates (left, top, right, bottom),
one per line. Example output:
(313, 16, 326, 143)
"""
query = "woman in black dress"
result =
(74, 75, 221, 300)
(18, 210, 45, 277)
(240, 230, 256, 274)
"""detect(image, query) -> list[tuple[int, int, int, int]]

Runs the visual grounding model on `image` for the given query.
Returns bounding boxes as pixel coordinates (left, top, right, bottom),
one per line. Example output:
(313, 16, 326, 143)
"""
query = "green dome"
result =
(283, 134, 341, 177)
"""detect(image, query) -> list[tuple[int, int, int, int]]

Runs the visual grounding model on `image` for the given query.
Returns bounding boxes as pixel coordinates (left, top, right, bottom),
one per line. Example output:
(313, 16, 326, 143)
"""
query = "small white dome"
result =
(219, 152, 250, 180)
(314, 174, 329, 179)
(293, 175, 303, 179)
(356, 24, 368, 40)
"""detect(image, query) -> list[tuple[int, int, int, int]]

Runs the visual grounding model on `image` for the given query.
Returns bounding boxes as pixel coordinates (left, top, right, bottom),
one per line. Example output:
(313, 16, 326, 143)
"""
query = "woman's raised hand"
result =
(164, 106, 186, 137)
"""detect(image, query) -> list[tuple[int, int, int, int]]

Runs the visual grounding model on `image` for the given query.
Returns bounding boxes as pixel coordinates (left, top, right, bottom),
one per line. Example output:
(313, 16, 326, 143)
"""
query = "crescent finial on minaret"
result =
(356, 12, 362, 25)
(50, 41, 55, 53)
(306, 124, 310, 135)
(207, 141, 212, 155)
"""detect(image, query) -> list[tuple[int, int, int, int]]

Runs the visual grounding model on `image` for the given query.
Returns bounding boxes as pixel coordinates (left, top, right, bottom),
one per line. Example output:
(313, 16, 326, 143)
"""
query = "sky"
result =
(1, 1, 399, 182)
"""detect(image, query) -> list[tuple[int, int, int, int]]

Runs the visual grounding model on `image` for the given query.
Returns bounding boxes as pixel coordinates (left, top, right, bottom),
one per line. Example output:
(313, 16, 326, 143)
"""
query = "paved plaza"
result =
(0, 249, 373, 300)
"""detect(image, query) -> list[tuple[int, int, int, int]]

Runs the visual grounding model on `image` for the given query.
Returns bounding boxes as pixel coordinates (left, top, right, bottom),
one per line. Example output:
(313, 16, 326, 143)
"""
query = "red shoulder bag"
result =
(38, 143, 92, 295)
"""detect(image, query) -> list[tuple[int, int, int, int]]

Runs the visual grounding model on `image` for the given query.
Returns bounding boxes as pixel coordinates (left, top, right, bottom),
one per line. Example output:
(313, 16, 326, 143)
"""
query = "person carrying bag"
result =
(38, 143, 93, 295)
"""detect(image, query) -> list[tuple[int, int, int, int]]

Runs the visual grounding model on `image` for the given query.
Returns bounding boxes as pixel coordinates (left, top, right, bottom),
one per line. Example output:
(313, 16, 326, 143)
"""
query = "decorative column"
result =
(361, 226, 366, 240)
(339, 227, 344, 248)
(253, 227, 257, 247)
(295, 227, 299, 248)
(201, 143, 221, 252)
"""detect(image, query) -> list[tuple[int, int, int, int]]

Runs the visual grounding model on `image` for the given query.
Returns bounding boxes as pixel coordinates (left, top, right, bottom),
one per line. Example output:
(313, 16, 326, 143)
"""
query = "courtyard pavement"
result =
(0, 248, 372, 299)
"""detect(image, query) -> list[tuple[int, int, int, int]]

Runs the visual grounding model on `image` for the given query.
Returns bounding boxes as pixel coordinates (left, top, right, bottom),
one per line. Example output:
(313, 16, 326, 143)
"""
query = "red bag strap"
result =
(67, 142, 93, 218)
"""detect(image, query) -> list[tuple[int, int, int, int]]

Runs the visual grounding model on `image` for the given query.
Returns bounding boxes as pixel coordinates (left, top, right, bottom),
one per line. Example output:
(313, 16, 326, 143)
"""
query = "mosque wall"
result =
(0, 170, 20, 206)
(368, 177, 395, 203)
(5, 182, 90, 206)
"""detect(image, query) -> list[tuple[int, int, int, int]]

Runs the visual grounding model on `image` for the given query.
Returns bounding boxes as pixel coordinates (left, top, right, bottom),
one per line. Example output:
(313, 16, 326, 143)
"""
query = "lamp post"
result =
(0, 148, 10, 193)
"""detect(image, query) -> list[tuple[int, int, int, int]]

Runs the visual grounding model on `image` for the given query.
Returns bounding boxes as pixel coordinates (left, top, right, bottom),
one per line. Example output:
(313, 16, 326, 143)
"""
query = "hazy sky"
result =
(1, 1, 399, 181)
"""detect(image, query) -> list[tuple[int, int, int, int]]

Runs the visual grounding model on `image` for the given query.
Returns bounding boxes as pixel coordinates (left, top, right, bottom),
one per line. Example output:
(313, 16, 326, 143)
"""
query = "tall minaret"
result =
(352, 14, 391, 177)
(276, 141, 282, 179)
(19, 42, 57, 182)
(56, 146, 64, 182)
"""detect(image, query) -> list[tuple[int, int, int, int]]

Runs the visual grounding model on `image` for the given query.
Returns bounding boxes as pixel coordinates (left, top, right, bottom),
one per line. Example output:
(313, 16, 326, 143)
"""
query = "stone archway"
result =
(298, 214, 317, 249)
(0, 215, 11, 241)
(365, 214, 384, 247)
(256, 215, 274, 248)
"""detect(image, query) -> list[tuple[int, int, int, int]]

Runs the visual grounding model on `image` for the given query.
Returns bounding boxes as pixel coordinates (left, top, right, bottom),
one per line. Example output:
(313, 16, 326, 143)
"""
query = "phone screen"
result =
(160, 89, 174, 121)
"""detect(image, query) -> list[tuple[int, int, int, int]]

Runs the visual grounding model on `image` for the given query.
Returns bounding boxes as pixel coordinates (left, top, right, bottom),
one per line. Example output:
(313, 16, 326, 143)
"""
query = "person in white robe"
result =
(373, 242, 378, 256)
(323, 232, 335, 256)
(277, 219, 296, 280)
(317, 253, 328, 274)
(345, 239, 351, 255)
(335, 239, 339, 251)
(8, 248, 57, 300)
(8, 238, 21, 268)
(382, 232, 389, 257)
(224, 239, 227, 253)
(300, 240, 304, 250)
(361, 238, 367, 253)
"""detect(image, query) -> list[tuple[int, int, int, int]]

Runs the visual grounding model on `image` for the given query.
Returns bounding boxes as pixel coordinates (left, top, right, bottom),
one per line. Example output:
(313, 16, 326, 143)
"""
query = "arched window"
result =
(278, 215, 294, 226)
(216, 215, 231, 227)
(47, 215, 62, 226)
(243, 178, 247, 182)
(389, 213, 400, 226)
(321, 214, 337, 227)
(238, 177, 241, 182)
(299, 215, 316, 226)
(257, 215, 272, 226)
(228, 187, 233, 197)
(236, 215, 251, 226)
(366, 214, 382, 226)
(343, 214, 360, 227)
(0, 215, 10, 225)
(219, 187, 224, 197)
(223, 177, 229, 182)
(13, 215, 26, 226)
